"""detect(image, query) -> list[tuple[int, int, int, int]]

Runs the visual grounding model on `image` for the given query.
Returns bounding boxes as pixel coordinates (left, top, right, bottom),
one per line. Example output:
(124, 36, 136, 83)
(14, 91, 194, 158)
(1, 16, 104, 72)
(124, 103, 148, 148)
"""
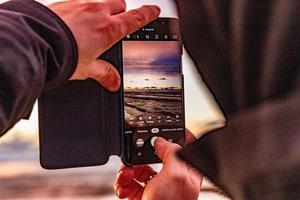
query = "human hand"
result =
(114, 130, 202, 200)
(49, 0, 160, 91)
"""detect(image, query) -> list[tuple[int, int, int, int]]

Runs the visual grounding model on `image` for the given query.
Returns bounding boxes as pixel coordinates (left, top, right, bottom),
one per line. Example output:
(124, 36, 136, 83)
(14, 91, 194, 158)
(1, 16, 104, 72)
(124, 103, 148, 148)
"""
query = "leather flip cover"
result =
(38, 43, 123, 169)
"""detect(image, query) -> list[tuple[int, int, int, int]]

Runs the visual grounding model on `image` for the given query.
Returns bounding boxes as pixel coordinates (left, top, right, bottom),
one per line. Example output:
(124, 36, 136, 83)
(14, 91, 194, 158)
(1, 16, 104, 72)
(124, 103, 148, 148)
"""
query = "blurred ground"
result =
(0, 157, 230, 200)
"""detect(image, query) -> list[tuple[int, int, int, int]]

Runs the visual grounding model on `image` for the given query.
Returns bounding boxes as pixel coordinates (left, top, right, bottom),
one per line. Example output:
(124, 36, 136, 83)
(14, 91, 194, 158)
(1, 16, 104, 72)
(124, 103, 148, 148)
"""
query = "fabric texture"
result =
(176, 1, 300, 199)
(0, 0, 78, 135)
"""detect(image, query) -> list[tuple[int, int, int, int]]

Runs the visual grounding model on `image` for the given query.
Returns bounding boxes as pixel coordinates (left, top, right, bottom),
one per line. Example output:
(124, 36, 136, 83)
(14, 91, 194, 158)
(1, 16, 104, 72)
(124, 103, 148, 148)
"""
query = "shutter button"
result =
(150, 137, 158, 147)
(136, 138, 144, 148)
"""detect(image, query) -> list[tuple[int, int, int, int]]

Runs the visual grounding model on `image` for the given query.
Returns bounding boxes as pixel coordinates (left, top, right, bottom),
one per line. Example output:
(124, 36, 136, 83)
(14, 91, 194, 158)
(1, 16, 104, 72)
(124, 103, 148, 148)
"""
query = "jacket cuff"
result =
(0, 0, 78, 91)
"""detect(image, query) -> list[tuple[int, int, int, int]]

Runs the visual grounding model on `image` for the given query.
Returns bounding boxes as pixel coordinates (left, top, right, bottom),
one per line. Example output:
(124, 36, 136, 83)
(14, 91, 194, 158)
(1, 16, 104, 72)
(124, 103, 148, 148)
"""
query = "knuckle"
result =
(106, 19, 119, 34)
(119, 0, 127, 11)
(118, 22, 129, 37)
(111, 18, 128, 38)
(142, 5, 158, 17)
(93, 20, 108, 33)
(94, 19, 118, 42)
(130, 9, 147, 25)
(81, 2, 105, 12)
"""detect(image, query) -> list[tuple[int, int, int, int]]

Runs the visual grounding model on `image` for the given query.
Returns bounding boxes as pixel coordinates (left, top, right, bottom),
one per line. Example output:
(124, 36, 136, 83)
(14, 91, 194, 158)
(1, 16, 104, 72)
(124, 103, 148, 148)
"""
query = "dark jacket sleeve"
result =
(179, 92, 300, 200)
(176, 1, 300, 199)
(0, 0, 78, 136)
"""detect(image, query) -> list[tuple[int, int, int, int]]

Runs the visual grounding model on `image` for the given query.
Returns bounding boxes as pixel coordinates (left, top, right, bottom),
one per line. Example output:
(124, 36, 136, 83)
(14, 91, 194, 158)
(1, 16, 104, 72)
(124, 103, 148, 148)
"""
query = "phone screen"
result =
(121, 18, 185, 164)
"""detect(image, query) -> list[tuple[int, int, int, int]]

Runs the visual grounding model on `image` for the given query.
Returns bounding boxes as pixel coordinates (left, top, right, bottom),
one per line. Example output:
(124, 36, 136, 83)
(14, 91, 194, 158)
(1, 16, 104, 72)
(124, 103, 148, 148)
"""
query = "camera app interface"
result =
(122, 41, 184, 135)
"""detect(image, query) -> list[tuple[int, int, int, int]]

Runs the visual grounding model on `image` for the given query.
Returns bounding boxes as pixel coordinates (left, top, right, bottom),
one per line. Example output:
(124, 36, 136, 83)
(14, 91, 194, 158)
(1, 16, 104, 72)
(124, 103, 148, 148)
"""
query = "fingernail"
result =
(111, 77, 121, 91)
(103, 73, 121, 92)
(151, 137, 166, 147)
(156, 137, 166, 143)
(153, 5, 161, 12)
(150, 137, 157, 147)
(116, 188, 120, 197)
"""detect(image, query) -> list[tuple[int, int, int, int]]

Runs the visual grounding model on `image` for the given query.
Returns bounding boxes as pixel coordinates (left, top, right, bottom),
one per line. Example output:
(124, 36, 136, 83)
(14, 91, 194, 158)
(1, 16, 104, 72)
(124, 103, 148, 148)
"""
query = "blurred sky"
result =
(0, 0, 224, 144)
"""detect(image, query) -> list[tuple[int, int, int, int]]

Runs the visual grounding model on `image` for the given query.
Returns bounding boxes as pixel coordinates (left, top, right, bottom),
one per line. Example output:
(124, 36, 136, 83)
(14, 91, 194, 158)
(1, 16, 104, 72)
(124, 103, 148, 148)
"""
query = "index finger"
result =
(112, 5, 160, 40)
(102, 0, 126, 15)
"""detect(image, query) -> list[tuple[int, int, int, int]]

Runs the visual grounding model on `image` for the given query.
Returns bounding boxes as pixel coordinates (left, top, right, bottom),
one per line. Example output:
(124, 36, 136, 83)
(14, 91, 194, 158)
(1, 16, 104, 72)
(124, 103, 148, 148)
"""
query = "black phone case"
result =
(38, 43, 124, 169)
(39, 18, 184, 169)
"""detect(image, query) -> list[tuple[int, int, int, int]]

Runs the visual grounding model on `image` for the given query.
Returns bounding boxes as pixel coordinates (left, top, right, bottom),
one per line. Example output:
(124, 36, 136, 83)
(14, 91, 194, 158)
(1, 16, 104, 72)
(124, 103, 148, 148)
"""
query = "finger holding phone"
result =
(115, 130, 202, 200)
(121, 18, 186, 165)
(49, 0, 161, 92)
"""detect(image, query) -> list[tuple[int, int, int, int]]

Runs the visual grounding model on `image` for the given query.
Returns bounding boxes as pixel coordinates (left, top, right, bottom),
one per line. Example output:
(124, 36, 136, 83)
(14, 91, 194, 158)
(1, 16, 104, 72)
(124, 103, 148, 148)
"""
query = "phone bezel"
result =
(120, 18, 185, 166)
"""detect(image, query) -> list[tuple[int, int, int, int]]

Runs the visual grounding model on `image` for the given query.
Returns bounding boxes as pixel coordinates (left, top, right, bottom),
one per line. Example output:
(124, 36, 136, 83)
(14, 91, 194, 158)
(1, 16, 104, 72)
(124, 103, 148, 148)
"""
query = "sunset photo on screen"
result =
(123, 41, 183, 128)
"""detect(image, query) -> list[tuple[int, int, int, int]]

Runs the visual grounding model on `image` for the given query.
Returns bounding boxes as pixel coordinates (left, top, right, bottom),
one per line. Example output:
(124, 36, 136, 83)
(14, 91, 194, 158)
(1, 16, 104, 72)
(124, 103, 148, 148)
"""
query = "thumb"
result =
(71, 59, 121, 92)
(153, 137, 181, 162)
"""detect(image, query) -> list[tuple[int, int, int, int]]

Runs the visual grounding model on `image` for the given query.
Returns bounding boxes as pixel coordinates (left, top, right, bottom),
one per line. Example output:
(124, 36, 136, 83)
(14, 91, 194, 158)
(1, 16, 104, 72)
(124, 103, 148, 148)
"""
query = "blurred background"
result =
(0, 0, 228, 199)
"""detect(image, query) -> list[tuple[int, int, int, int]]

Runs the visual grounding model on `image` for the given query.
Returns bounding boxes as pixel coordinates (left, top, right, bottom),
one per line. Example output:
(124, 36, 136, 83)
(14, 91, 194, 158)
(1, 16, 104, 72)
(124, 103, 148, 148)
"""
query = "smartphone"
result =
(121, 18, 185, 165)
